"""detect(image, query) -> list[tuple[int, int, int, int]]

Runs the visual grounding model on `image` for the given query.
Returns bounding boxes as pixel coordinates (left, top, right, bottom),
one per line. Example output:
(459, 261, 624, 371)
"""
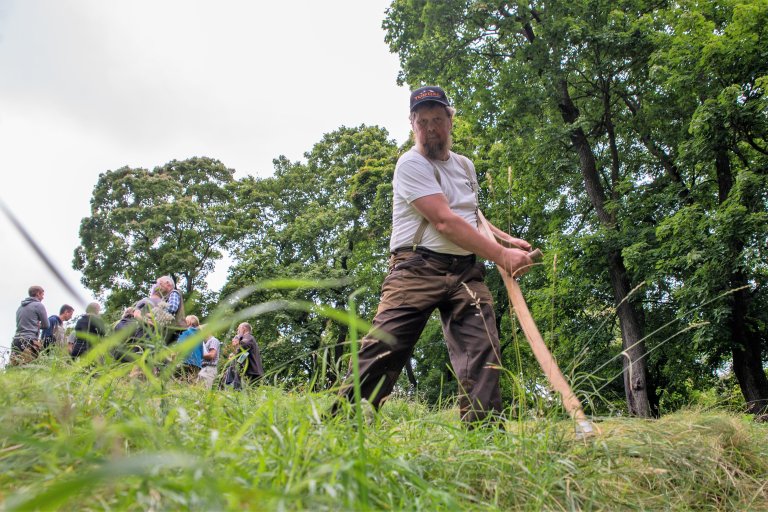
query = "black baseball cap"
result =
(409, 86, 450, 111)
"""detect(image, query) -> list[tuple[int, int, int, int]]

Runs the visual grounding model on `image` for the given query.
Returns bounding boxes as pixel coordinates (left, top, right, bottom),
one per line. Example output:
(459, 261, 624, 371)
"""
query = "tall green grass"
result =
(2, 280, 766, 510)
(1, 348, 766, 511)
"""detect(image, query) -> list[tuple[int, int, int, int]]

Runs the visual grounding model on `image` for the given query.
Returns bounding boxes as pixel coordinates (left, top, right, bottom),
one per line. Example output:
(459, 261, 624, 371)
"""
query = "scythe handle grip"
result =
(494, 233, 543, 262)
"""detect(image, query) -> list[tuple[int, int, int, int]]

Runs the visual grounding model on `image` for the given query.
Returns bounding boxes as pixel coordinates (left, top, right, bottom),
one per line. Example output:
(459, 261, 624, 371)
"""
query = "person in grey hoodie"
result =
(11, 285, 49, 365)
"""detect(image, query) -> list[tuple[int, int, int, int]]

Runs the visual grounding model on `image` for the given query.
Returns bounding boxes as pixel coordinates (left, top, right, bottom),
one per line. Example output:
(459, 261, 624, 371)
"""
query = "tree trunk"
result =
(405, 359, 418, 388)
(715, 148, 768, 415)
(729, 277, 768, 415)
(607, 251, 653, 417)
(557, 78, 653, 417)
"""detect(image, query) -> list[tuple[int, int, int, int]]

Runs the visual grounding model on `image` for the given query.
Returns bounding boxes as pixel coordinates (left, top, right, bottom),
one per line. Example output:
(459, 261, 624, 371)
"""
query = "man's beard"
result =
(423, 134, 452, 160)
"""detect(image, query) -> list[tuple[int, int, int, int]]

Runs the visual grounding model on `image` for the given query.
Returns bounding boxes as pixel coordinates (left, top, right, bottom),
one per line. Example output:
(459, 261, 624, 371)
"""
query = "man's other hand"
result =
(497, 247, 534, 277)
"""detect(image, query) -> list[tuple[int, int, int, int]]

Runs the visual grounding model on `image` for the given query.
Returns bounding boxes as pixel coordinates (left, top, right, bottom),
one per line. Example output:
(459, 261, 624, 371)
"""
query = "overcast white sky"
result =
(0, 0, 415, 353)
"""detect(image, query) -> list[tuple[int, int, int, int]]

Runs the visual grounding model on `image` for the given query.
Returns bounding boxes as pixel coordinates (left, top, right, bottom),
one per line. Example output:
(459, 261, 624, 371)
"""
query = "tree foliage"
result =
(74, 157, 236, 314)
(221, 126, 400, 386)
(382, 0, 768, 415)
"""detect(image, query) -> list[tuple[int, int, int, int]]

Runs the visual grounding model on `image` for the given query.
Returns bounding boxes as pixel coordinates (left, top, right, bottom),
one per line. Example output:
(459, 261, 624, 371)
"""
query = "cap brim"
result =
(410, 98, 450, 111)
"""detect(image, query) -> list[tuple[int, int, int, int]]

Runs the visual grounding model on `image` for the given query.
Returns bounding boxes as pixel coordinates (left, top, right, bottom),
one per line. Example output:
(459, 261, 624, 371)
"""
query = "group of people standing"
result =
(9, 285, 105, 365)
(9, 276, 265, 391)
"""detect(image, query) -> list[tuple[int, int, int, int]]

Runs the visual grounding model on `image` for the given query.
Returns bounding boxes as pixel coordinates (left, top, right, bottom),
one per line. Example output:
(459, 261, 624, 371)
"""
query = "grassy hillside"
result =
(1, 354, 766, 511)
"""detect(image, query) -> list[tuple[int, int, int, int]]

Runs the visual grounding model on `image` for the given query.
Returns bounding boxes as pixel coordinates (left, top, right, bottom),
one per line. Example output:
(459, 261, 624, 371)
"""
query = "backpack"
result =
(220, 358, 243, 390)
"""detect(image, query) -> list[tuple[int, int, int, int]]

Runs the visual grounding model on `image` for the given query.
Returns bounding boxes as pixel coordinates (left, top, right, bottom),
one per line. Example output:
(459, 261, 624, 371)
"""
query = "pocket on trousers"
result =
(378, 272, 409, 310)
(389, 254, 426, 272)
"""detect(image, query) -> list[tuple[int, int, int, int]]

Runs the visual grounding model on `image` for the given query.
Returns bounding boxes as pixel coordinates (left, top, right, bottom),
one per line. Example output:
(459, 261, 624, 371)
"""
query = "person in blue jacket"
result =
(41, 304, 75, 350)
(176, 315, 203, 383)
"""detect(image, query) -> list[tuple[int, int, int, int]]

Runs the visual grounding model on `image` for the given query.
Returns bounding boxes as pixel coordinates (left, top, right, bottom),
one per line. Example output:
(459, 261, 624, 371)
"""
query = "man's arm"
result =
(38, 306, 50, 330)
(486, 220, 532, 252)
(411, 193, 532, 277)
(41, 316, 55, 338)
(203, 342, 218, 361)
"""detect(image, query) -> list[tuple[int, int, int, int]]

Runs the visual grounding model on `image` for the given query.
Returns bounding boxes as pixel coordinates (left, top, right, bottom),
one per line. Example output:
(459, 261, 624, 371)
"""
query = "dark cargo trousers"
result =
(341, 248, 503, 422)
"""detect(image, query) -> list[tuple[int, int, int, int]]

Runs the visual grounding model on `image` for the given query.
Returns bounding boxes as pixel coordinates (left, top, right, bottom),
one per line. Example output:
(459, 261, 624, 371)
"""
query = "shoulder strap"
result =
(411, 160, 443, 250)
(456, 155, 479, 226)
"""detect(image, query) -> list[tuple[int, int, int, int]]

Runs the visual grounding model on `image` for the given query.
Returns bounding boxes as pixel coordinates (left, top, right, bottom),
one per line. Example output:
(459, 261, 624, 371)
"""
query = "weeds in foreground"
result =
(1, 352, 766, 511)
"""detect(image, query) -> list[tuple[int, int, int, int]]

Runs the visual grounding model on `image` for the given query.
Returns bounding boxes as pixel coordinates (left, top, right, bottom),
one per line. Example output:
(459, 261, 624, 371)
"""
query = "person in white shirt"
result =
(335, 86, 533, 424)
(197, 332, 221, 389)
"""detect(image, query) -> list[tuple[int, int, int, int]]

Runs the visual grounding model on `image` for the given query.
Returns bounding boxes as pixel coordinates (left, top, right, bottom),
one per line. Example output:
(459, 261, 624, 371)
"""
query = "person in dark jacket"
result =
(112, 306, 145, 361)
(11, 285, 49, 365)
(114, 307, 142, 337)
(41, 304, 75, 350)
(231, 322, 264, 384)
(71, 302, 107, 359)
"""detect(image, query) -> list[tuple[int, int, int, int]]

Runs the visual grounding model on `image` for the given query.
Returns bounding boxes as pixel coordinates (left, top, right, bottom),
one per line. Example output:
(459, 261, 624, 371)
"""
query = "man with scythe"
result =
(335, 86, 533, 423)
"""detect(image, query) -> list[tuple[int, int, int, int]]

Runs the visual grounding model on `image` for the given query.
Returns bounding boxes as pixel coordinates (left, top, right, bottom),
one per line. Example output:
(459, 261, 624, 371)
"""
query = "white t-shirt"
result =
(389, 148, 479, 255)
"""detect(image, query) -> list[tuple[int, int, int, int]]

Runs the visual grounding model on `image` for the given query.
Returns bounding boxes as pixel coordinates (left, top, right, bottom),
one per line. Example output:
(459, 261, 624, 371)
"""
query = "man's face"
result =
(61, 310, 74, 322)
(156, 279, 172, 294)
(411, 103, 452, 159)
(36, 290, 45, 301)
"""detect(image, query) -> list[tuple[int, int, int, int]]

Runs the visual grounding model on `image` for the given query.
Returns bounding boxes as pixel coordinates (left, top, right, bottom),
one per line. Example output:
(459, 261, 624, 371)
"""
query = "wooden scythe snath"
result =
(478, 210, 594, 437)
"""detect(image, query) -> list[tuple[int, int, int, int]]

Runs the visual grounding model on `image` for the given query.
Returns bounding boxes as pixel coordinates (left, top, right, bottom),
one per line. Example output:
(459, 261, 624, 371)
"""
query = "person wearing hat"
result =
(334, 86, 534, 424)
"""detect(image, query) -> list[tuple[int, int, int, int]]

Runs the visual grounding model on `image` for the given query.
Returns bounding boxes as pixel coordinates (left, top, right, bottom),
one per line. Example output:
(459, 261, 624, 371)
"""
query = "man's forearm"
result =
(412, 193, 532, 276)
(487, 220, 532, 251)
(432, 212, 503, 261)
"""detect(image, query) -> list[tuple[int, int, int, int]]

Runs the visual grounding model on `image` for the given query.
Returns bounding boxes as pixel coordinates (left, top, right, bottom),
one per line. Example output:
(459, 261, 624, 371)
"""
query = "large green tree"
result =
(383, 0, 768, 416)
(74, 157, 236, 313)
(641, 1, 768, 415)
(222, 126, 399, 385)
(384, 0, 661, 416)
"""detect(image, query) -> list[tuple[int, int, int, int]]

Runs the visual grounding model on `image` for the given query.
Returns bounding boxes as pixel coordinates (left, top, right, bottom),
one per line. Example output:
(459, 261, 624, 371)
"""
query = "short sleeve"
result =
(394, 158, 443, 204)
